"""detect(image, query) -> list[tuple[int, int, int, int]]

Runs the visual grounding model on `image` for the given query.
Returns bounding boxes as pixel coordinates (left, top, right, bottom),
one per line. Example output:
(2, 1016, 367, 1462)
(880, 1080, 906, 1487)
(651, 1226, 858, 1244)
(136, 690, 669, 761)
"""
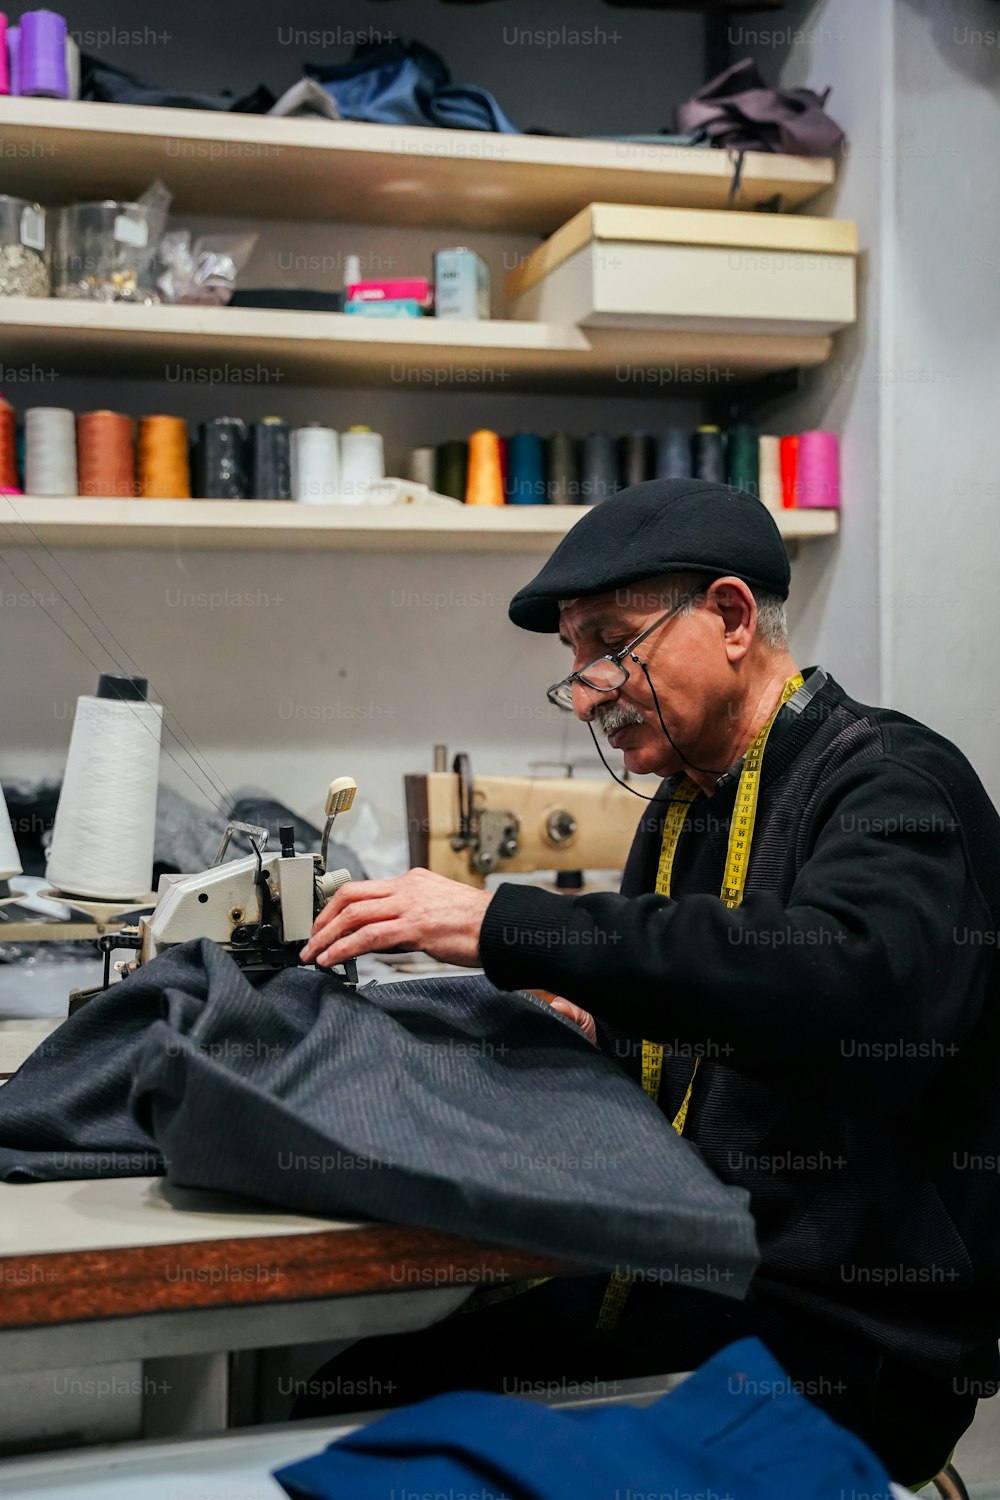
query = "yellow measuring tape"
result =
(596, 673, 804, 1331)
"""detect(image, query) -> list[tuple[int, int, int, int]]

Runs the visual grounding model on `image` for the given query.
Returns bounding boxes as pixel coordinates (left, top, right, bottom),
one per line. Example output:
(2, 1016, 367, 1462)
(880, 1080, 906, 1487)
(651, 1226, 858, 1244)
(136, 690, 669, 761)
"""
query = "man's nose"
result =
(571, 676, 619, 723)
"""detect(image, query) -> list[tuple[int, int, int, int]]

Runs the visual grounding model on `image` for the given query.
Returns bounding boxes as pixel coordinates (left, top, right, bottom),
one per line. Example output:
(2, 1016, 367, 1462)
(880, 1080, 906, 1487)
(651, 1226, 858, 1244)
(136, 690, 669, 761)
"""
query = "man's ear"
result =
(709, 578, 755, 660)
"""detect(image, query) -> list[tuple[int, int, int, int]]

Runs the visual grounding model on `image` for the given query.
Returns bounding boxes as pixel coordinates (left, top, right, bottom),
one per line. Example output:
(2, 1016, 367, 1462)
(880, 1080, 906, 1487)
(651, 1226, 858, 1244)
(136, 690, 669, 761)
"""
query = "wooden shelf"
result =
(0, 495, 839, 553)
(0, 298, 833, 389)
(0, 99, 833, 234)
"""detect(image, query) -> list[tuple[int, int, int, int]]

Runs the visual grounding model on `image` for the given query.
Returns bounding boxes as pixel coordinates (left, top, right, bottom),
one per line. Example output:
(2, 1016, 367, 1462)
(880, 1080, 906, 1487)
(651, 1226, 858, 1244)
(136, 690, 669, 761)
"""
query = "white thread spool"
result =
(292, 424, 340, 505)
(0, 782, 22, 882)
(25, 407, 77, 496)
(758, 436, 783, 516)
(46, 676, 163, 900)
(338, 426, 384, 505)
(407, 447, 436, 489)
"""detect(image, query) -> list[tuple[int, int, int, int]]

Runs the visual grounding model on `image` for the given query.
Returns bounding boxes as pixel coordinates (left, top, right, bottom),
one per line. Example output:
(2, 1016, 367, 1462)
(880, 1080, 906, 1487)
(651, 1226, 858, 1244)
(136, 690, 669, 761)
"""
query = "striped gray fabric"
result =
(0, 940, 758, 1289)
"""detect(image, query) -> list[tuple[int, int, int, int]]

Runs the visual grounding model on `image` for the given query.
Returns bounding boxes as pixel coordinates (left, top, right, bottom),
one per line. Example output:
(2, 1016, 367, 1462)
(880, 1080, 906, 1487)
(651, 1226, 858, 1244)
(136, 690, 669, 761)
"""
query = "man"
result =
(302, 479, 1000, 1485)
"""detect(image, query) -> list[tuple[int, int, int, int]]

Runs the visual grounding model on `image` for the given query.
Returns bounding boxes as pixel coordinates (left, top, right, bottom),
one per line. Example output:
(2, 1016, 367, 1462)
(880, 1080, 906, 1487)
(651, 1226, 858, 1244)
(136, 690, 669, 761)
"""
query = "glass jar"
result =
(0, 195, 49, 297)
(54, 200, 161, 303)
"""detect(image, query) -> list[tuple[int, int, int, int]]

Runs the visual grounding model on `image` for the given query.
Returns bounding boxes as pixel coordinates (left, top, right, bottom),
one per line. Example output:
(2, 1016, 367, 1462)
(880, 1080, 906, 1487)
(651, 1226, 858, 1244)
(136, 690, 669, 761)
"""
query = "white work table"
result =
(0, 1172, 572, 1366)
(0, 951, 572, 1454)
(0, 1172, 573, 1453)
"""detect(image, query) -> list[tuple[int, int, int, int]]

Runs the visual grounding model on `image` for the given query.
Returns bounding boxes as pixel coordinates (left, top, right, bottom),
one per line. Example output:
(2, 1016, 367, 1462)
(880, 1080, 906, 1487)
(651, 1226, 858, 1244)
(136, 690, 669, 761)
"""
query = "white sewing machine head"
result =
(70, 779, 358, 1011)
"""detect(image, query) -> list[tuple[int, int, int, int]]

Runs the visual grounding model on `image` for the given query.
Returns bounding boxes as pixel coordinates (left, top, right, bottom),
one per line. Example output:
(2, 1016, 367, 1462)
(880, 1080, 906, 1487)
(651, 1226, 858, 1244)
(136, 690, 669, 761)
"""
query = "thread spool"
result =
(339, 425, 384, 504)
(465, 429, 504, 506)
(619, 431, 652, 489)
(7, 26, 19, 95)
(436, 440, 468, 502)
(19, 9, 68, 98)
(0, 15, 9, 96)
(76, 410, 134, 497)
(248, 417, 291, 501)
(292, 423, 340, 505)
(46, 673, 163, 901)
(758, 436, 782, 515)
(726, 424, 759, 497)
(654, 429, 692, 480)
(0, 396, 17, 490)
(580, 433, 618, 505)
(545, 431, 578, 504)
(796, 430, 840, 509)
(195, 416, 248, 500)
(138, 415, 190, 499)
(779, 435, 799, 509)
(25, 406, 76, 495)
(0, 780, 22, 882)
(692, 425, 725, 484)
(407, 446, 436, 490)
(506, 431, 546, 505)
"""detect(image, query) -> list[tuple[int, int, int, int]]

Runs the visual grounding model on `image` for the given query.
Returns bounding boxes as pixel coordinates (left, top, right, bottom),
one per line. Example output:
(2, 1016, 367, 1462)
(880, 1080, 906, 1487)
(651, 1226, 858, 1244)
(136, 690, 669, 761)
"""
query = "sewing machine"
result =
(404, 751, 639, 889)
(67, 778, 359, 1011)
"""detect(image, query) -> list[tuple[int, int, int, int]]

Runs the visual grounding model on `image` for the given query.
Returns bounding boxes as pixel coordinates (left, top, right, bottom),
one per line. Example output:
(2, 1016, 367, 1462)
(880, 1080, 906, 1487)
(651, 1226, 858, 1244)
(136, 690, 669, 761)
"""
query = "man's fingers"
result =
(549, 999, 598, 1046)
(310, 880, 397, 935)
(315, 920, 410, 966)
(302, 897, 402, 961)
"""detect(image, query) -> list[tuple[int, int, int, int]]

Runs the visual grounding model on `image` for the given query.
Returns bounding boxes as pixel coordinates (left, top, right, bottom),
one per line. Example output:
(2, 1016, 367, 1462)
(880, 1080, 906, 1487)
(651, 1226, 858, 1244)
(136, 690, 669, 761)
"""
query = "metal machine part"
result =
(70, 780, 360, 1012)
(405, 751, 638, 888)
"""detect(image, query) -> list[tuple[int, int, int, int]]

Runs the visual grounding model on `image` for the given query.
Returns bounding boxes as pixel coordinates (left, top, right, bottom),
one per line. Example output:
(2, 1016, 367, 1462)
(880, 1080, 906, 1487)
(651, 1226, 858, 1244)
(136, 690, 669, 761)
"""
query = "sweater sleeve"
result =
(479, 758, 993, 1086)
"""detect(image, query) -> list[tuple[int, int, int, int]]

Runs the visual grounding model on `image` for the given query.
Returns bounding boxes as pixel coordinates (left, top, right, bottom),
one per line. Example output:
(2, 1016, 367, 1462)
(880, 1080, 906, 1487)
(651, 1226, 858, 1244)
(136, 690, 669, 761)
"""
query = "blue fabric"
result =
(306, 40, 520, 132)
(273, 1337, 894, 1500)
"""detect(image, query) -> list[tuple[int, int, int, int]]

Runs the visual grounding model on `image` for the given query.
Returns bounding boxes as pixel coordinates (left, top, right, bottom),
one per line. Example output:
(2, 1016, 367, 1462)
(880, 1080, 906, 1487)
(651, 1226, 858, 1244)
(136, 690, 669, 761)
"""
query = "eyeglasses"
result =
(547, 593, 699, 712)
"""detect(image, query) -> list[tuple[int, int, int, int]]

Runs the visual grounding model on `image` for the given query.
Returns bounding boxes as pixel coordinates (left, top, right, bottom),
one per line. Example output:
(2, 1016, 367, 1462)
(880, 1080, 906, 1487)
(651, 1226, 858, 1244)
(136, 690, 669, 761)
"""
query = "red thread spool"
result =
(0, 398, 18, 491)
(779, 434, 799, 509)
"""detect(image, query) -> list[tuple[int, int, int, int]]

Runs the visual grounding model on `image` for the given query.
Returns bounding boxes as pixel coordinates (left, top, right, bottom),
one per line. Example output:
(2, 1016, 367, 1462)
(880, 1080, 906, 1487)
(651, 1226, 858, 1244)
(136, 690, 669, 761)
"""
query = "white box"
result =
(506, 203, 857, 337)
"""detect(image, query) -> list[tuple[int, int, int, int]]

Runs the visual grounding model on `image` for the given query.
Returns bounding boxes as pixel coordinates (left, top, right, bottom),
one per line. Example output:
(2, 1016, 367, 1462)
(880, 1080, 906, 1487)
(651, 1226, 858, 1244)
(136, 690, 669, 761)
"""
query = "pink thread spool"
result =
(6, 22, 17, 95)
(796, 430, 841, 509)
(0, 16, 9, 96)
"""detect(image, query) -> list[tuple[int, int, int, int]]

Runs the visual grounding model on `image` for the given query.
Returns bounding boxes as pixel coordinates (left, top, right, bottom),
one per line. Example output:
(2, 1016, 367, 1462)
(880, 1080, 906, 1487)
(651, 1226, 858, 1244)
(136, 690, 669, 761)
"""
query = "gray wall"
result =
(889, 0, 1000, 800)
(1, 0, 713, 846)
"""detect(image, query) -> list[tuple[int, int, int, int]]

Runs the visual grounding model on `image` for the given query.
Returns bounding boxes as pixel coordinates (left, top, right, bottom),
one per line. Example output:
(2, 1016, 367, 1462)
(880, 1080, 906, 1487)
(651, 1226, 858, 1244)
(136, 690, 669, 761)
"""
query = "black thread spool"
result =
(196, 416, 249, 499)
(251, 417, 291, 501)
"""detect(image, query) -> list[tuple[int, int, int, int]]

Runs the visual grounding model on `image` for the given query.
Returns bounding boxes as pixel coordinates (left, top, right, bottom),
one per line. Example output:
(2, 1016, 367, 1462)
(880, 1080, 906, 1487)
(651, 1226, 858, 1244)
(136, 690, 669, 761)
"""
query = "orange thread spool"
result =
(465, 429, 504, 506)
(76, 410, 135, 497)
(138, 415, 191, 499)
(0, 398, 18, 491)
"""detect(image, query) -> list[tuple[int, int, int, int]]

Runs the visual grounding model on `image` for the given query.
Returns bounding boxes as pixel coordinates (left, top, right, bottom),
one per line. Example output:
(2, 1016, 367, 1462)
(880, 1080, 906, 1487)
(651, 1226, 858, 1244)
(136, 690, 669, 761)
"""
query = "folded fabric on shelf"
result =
(273, 1336, 894, 1500)
(80, 53, 275, 113)
(0, 940, 758, 1288)
(677, 58, 845, 158)
(305, 39, 520, 132)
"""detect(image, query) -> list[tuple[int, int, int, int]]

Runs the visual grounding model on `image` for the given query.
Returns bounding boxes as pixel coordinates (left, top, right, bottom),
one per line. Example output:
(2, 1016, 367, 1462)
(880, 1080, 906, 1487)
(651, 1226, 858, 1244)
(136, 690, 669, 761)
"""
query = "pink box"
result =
(347, 278, 432, 303)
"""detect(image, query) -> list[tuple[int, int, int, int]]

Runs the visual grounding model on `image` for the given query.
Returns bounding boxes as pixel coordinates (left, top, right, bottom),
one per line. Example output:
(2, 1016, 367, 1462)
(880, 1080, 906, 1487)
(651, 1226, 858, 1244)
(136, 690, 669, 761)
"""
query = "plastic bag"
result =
(157, 231, 259, 306)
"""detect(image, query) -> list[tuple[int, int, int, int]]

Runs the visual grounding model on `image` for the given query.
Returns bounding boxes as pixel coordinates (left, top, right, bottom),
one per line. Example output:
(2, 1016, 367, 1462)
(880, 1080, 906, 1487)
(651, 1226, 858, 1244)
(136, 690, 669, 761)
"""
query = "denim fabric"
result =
(273, 1337, 893, 1500)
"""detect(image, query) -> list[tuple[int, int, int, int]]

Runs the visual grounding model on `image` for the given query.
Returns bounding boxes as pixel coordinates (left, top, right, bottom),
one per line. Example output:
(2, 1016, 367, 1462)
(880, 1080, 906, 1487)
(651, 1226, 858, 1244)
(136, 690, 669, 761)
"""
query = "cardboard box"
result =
(506, 203, 857, 336)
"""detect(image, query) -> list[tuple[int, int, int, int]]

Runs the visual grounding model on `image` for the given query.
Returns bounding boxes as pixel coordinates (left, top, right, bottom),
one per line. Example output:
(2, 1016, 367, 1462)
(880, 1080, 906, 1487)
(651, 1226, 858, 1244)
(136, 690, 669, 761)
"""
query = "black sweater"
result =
(480, 672, 1000, 1380)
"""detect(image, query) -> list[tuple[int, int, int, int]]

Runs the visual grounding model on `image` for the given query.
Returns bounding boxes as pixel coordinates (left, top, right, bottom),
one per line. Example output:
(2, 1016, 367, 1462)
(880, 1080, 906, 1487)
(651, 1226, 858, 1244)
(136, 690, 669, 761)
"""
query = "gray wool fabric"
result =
(0, 941, 758, 1290)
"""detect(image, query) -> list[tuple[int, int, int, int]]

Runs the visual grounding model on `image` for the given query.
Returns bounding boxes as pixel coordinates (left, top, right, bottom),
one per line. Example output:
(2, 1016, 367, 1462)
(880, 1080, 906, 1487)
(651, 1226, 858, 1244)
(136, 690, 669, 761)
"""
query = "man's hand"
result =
(548, 998, 598, 1046)
(300, 868, 493, 970)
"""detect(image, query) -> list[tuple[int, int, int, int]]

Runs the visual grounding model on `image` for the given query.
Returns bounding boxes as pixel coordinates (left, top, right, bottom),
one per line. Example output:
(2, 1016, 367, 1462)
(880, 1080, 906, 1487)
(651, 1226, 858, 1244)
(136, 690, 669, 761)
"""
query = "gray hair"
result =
(620, 571, 789, 651)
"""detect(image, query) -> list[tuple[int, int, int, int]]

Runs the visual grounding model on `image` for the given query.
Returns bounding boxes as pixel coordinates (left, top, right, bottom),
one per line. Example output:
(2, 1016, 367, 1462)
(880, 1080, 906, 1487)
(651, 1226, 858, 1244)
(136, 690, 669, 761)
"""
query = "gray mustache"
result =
(597, 703, 645, 736)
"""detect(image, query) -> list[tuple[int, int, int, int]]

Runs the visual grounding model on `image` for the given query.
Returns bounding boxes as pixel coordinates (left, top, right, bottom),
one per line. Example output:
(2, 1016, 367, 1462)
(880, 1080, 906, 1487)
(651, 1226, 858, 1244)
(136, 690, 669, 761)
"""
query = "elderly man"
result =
(302, 479, 1000, 1485)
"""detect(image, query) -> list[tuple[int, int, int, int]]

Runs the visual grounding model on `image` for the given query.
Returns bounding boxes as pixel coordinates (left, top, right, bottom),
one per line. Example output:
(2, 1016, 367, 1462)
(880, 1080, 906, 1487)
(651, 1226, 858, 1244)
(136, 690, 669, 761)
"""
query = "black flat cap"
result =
(509, 478, 791, 633)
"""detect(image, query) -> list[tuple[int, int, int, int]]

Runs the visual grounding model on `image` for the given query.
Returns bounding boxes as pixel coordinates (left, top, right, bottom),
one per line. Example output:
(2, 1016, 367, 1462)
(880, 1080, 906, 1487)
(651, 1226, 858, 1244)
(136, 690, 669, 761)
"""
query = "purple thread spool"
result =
(0, 16, 9, 96)
(7, 24, 19, 95)
(19, 10, 68, 99)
